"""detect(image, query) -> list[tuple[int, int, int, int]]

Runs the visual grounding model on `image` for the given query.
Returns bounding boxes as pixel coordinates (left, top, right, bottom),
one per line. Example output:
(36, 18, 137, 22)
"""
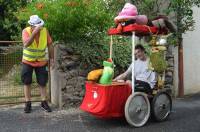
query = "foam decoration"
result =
(99, 61, 114, 85)
(87, 69, 103, 81)
(108, 24, 168, 36)
(114, 3, 138, 22)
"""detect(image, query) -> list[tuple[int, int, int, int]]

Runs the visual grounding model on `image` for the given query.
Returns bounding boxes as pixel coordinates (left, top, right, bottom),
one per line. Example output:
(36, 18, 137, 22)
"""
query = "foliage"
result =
(17, 0, 112, 43)
(150, 51, 167, 73)
(130, 0, 200, 34)
(112, 36, 132, 70)
(16, 0, 132, 70)
(167, 0, 200, 38)
(133, 0, 200, 39)
(0, 0, 26, 40)
(127, 0, 200, 45)
(16, 0, 200, 72)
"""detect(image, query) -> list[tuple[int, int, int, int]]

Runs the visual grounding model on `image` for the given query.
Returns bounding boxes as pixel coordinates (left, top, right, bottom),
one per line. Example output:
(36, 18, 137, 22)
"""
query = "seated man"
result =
(113, 44, 157, 93)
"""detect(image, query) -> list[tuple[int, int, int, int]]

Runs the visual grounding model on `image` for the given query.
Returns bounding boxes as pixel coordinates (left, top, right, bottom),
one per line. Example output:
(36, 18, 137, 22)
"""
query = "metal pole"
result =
(0, 41, 22, 43)
(109, 35, 113, 59)
(132, 32, 135, 93)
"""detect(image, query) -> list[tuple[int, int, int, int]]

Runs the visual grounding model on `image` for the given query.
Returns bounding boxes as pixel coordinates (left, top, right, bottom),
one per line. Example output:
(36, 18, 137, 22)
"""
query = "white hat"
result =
(28, 15, 44, 27)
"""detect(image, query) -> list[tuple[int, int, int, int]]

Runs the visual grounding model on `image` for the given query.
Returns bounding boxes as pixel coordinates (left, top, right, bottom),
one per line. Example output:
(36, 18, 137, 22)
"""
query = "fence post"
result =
(50, 44, 61, 106)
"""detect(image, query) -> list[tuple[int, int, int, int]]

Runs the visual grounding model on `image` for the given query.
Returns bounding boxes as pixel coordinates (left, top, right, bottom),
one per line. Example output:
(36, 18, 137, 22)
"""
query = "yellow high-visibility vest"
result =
(22, 27, 47, 62)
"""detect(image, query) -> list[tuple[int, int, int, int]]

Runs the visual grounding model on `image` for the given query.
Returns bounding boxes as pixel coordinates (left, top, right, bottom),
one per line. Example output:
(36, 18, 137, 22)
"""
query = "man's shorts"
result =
(21, 63, 48, 87)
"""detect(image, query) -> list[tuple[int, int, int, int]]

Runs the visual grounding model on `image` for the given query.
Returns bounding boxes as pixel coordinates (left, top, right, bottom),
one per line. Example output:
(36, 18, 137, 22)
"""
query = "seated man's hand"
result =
(116, 80, 125, 83)
(113, 73, 126, 81)
(113, 78, 118, 82)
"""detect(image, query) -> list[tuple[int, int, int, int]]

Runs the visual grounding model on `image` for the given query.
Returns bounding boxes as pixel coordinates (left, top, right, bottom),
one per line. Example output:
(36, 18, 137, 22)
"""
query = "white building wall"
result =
(174, 7, 200, 95)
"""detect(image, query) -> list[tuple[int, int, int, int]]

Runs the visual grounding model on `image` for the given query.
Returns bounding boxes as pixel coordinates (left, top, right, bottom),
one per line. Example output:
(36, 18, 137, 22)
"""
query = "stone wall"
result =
(53, 43, 175, 108)
(53, 44, 89, 108)
(165, 45, 175, 95)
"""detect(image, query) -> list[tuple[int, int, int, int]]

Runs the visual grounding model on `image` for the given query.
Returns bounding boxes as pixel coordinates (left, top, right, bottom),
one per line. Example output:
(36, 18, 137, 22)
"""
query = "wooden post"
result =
(178, 37, 184, 97)
(177, 5, 184, 97)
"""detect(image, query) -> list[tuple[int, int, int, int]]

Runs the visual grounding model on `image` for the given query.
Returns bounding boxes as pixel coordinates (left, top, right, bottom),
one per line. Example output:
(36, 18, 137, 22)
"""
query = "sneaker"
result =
(24, 101, 32, 113)
(41, 101, 52, 112)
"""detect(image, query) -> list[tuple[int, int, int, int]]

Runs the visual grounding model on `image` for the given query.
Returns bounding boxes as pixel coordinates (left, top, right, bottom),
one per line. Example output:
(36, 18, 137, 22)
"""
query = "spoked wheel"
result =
(125, 92, 150, 127)
(151, 91, 172, 122)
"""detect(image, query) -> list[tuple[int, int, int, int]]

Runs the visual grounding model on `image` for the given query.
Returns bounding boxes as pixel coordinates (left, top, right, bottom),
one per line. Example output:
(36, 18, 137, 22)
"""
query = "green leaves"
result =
(0, 0, 25, 40)
(168, 0, 200, 34)
(16, 0, 132, 70)
(17, 0, 113, 42)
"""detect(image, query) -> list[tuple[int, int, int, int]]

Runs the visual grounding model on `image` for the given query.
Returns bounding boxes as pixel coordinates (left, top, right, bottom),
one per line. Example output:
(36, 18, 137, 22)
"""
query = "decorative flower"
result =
(43, 13, 48, 19)
(83, 0, 91, 6)
(64, 1, 79, 7)
(36, 3, 45, 10)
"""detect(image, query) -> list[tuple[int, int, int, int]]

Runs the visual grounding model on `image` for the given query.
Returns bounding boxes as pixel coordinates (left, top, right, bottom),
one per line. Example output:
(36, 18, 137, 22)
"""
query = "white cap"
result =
(28, 15, 44, 27)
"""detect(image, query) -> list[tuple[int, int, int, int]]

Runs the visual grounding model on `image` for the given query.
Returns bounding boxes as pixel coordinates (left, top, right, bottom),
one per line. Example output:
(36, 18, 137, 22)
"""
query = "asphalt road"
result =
(1, 94, 200, 132)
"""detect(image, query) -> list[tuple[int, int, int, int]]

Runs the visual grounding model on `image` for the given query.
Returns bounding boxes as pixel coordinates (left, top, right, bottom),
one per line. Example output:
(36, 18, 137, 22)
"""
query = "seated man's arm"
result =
(113, 63, 132, 81)
(148, 71, 157, 88)
(113, 73, 127, 81)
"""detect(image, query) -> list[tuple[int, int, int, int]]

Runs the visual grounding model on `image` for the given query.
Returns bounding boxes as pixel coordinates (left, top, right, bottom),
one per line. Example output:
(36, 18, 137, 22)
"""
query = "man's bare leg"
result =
(24, 85, 32, 113)
(24, 85, 31, 101)
(39, 86, 47, 101)
(39, 85, 52, 112)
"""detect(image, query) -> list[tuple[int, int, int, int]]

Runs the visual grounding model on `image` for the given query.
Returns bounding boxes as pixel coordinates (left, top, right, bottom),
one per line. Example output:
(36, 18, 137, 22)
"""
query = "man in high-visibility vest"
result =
(21, 15, 54, 113)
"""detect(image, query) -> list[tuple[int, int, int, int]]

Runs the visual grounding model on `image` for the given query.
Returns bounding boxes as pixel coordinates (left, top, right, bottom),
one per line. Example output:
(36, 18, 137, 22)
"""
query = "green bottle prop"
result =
(99, 61, 114, 85)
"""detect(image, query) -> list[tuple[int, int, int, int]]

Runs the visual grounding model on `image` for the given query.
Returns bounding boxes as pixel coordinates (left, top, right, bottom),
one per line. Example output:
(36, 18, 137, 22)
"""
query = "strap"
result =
(23, 53, 45, 59)
(109, 35, 113, 59)
(24, 47, 46, 52)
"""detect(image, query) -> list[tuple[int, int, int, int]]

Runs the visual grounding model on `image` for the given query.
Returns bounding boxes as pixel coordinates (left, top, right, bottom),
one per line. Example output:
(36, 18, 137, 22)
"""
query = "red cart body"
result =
(80, 81, 131, 118)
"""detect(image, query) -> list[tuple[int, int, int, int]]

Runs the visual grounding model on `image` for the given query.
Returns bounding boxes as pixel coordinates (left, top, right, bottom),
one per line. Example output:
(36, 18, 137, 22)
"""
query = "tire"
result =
(151, 91, 172, 122)
(125, 92, 150, 127)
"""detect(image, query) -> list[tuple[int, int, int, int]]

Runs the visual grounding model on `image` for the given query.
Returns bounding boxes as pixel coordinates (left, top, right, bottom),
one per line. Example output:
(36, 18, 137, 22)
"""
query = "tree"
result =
(16, 0, 132, 70)
(0, 0, 26, 41)
(167, 0, 200, 97)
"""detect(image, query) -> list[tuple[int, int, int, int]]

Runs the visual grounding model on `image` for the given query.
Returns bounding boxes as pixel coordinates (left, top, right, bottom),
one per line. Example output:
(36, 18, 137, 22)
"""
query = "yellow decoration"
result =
(148, 61, 154, 71)
(157, 75, 164, 88)
(150, 35, 157, 46)
(152, 90, 158, 95)
(87, 69, 103, 81)
(151, 46, 167, 52)
(150, 51, 167, 73)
